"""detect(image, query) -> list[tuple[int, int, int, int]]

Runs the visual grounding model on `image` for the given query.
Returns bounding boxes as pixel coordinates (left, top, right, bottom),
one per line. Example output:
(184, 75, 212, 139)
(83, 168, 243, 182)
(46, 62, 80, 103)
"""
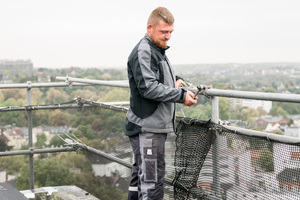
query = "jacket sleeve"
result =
(176, 75, 184, 81)
(130, 45, 185, 103)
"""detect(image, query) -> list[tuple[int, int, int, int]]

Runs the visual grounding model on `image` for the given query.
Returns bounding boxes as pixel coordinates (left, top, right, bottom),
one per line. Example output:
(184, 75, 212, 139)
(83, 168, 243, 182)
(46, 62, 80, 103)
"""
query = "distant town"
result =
(1, 59, 300, 143)
(1, 59, 300, 199)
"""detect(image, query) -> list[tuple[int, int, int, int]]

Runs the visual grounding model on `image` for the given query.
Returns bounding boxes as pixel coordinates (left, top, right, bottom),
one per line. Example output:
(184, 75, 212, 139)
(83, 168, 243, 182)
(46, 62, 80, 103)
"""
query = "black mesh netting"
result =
(173, 119, 215, 200)
(173, 119, 300, 200)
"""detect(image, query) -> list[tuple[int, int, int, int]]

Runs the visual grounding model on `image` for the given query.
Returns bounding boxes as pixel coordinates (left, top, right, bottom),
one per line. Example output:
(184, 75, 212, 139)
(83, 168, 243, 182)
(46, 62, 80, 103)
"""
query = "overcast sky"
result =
(1, 0, 300, 69)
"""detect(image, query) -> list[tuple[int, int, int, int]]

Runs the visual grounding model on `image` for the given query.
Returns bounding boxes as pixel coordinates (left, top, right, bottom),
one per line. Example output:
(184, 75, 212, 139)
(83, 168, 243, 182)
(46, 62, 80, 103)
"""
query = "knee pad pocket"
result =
(144, 158, 157, 182)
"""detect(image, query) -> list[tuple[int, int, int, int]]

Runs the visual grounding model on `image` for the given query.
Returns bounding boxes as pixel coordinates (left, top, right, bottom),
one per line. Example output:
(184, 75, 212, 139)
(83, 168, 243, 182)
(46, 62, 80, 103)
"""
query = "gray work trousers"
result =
(128, 132, 167, 200)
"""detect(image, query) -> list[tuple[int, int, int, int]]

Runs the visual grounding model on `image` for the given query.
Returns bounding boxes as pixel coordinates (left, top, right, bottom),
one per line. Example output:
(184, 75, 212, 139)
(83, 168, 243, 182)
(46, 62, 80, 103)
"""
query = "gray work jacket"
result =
(125, 34, 186, 136)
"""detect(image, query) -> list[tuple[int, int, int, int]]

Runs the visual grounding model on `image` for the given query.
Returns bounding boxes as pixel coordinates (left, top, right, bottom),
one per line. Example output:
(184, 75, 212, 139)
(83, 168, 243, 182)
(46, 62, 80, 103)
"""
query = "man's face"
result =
(147, 20, 174, 48)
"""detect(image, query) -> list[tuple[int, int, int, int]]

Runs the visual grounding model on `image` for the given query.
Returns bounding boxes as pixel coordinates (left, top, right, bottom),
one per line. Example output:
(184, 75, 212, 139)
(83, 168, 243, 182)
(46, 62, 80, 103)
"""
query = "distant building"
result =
(0, 59, 33, 77)
(33, 126, 76, 145)
(231, 99, 272, 113)
(284, 127, 300, 138)
(20, 185, 99, 200)
(87, 146, 132, 179)
(256, 116, 290, 129)
(287, 115, 300, 127)
(3, 127, 28, 149)
(264, 123, 283, 134)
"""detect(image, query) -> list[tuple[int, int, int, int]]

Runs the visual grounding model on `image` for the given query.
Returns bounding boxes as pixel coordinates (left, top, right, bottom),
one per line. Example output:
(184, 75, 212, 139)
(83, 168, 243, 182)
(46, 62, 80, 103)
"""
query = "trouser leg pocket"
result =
(144, 158, 157, 182)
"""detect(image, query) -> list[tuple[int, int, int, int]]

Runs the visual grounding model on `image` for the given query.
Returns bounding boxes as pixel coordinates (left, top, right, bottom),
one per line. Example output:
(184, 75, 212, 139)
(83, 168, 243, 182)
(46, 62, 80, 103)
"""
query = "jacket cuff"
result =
(179, 89, 186, 103)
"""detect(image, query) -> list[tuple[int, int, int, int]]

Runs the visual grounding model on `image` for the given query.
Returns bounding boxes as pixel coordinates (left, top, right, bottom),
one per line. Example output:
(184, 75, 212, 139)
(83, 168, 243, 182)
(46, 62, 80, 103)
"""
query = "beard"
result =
(153, 39, 168, 48)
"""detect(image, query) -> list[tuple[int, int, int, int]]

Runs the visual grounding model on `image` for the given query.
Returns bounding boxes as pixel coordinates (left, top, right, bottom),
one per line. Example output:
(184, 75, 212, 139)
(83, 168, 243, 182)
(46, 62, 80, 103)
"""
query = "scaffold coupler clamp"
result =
(195, 84, 211, 99)
(27, 81, 32, 89)
(65, 75, 73, 89)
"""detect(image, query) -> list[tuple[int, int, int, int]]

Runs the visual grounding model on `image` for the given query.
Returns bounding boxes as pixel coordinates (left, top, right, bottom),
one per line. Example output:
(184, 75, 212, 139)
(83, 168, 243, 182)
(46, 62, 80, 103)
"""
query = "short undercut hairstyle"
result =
(147, 7, 174, 26)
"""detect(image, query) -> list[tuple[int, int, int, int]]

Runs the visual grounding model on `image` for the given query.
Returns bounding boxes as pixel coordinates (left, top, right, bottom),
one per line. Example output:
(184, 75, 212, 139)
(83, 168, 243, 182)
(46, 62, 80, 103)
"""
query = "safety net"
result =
(172, 119, 300, 200)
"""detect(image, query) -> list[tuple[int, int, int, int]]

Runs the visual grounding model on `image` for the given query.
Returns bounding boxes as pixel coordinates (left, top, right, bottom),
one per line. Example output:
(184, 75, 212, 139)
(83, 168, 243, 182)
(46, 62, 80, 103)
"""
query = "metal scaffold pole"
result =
(26, 81, 34, 190)
(211, 96, 220, 197)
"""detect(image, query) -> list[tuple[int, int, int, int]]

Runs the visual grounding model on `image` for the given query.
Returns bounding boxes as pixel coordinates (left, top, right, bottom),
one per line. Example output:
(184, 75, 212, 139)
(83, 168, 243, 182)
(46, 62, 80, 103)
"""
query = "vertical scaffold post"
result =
(211, 96, 220, 197)
(27, 81, 34, 190)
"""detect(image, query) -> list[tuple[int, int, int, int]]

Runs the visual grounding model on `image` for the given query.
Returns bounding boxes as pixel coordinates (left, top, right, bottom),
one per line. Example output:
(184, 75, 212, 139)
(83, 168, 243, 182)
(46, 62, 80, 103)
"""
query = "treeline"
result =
(1, 66, 300, 130)
(0, 65, 300, 198)
(173, 63, 300, 122)
(173, 63, 300, 94)
(0, 67, 130, 199)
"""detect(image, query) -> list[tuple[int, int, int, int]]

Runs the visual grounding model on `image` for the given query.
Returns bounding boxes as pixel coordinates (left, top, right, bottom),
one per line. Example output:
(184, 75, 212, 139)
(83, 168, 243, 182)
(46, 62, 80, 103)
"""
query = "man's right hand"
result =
(184, 91, 198, 106)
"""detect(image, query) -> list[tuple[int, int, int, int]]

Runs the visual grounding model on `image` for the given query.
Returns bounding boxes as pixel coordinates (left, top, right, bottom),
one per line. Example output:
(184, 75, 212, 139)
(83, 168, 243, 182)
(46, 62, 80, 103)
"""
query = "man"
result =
(125, 7, 197, 200)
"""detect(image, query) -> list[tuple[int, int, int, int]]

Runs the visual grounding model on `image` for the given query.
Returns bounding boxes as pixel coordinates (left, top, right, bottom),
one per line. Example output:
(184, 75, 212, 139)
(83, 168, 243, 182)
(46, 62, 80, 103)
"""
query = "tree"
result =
(96, 184, 127, 200)
(0, 91, 4, 102)
(240, 107, 258, 122)
(250, 138, 269, 149)
(57, 152, 93, 173)
(270, 102, 300, 115)
(106, 137, 120, 148)
(49, 109, 68, 126)
(31, 89, 44, 105)
(1, 89, 26, 101)
(44, 88, 69, 104)
(256, 107, 267, 116)
(280, 102, 300, 114)
(14, 152, 127, 199)
(0, 155, 25, 174)
(276, 106, 288, 116)
(2, 98, 18, 106)
(16, 159, 73, 190)
(258, 149, 274, 172)
(100, 111, 126, 133)
(269, 104, 288, 116)
(100, 88, 130, 102)
(70, 89, 98, 100)
(73, 125, 95, 139)
(32, 110, 49, 126)
(35, 133, 47, 149)
(35, 159, 73, 187)
(177, 103, 212, 120)
(219, 97, 231, 120)
(72, 171, 127, 200)
(49, 135, 65, 147)
(91, 118, 102, 131)
(0, 137, 11, 151)
(0, 110, 27, 126)
(73, 172, 103, 196)
(85, 138, 107, 150)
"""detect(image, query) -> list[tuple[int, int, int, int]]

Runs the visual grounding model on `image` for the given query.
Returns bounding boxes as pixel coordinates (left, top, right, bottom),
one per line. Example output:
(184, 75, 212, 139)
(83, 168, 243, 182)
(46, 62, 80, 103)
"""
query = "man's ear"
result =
(147, 24, 153, 35)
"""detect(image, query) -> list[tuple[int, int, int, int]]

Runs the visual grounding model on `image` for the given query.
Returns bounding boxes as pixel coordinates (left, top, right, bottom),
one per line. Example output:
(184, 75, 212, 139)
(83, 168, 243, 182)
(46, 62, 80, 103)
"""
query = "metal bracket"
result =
(194, 84, 212, 99)
(65, 75, 73, 89)
(27, 81, 32, 89)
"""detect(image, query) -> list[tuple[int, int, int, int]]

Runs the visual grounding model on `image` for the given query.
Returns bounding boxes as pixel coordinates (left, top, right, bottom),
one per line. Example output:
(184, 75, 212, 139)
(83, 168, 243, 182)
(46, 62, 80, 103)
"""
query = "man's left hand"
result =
(176, 79, 183, 88)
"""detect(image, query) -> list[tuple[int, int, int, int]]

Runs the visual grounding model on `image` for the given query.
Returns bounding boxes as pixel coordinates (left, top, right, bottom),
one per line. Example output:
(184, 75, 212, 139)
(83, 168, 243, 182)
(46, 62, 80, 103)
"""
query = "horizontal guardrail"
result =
(0, 147, 76, 156)
(224, 125, 300, 144)
(0, 82, 89, 89)
(3, 77, 300, 104)
(1, 76, 299, 199)
(204, 88, 300, 103)
(56, 76, 129, 88)
(0, 100, 129, 113)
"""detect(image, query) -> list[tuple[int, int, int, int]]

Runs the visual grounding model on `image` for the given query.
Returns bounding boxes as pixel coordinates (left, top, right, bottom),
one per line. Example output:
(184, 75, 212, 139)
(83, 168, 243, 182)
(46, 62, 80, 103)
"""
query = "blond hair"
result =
(147, 7, 174, 26)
